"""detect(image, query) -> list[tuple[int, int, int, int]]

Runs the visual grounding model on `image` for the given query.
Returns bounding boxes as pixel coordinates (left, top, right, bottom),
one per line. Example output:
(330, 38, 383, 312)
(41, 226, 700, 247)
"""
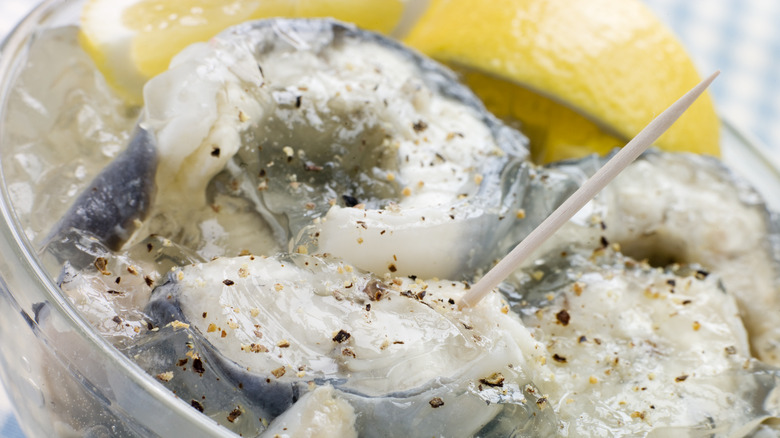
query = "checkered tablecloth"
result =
(644, 0, 780, 156)
(2, 1, 780, 436)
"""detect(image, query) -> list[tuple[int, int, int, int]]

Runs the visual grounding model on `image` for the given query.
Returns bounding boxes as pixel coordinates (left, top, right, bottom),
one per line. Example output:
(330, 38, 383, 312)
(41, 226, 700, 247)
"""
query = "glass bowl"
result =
(0, 1, 778, 437)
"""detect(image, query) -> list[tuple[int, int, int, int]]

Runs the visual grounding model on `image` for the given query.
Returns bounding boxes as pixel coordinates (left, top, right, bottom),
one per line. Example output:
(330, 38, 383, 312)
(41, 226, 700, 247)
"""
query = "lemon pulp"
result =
(80, 0, 405, 104)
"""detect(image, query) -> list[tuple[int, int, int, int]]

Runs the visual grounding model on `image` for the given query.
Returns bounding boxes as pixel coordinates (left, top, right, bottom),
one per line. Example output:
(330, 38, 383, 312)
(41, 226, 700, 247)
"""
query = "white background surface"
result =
(1, 0, 780, 436)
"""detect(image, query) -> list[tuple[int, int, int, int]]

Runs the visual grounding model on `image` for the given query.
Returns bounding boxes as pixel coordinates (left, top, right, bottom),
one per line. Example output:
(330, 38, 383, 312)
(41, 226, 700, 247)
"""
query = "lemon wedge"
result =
(80, 0, 406, 104)
(81, 0, 720, 162)
(403, 0, 720, 162)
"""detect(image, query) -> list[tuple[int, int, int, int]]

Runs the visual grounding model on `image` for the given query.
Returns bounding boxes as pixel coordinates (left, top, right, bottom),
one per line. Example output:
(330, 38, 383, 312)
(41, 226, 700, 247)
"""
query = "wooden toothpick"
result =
(458, 71, 720, 310)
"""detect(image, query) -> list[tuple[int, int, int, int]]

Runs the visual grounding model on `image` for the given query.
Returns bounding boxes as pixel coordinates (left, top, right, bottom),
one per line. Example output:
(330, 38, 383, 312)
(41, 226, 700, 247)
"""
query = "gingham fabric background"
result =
(1, 0, 780, 436)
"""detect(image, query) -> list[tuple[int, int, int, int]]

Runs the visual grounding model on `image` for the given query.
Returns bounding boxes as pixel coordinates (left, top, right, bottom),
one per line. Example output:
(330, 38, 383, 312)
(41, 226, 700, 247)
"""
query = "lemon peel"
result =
(403, 0, 720, 162)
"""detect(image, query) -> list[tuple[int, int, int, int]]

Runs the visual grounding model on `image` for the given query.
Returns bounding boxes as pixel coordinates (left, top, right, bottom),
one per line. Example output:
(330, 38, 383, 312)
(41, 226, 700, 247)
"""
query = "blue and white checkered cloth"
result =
(644, 0, 780, 155)
(1, 1, 780, 436)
